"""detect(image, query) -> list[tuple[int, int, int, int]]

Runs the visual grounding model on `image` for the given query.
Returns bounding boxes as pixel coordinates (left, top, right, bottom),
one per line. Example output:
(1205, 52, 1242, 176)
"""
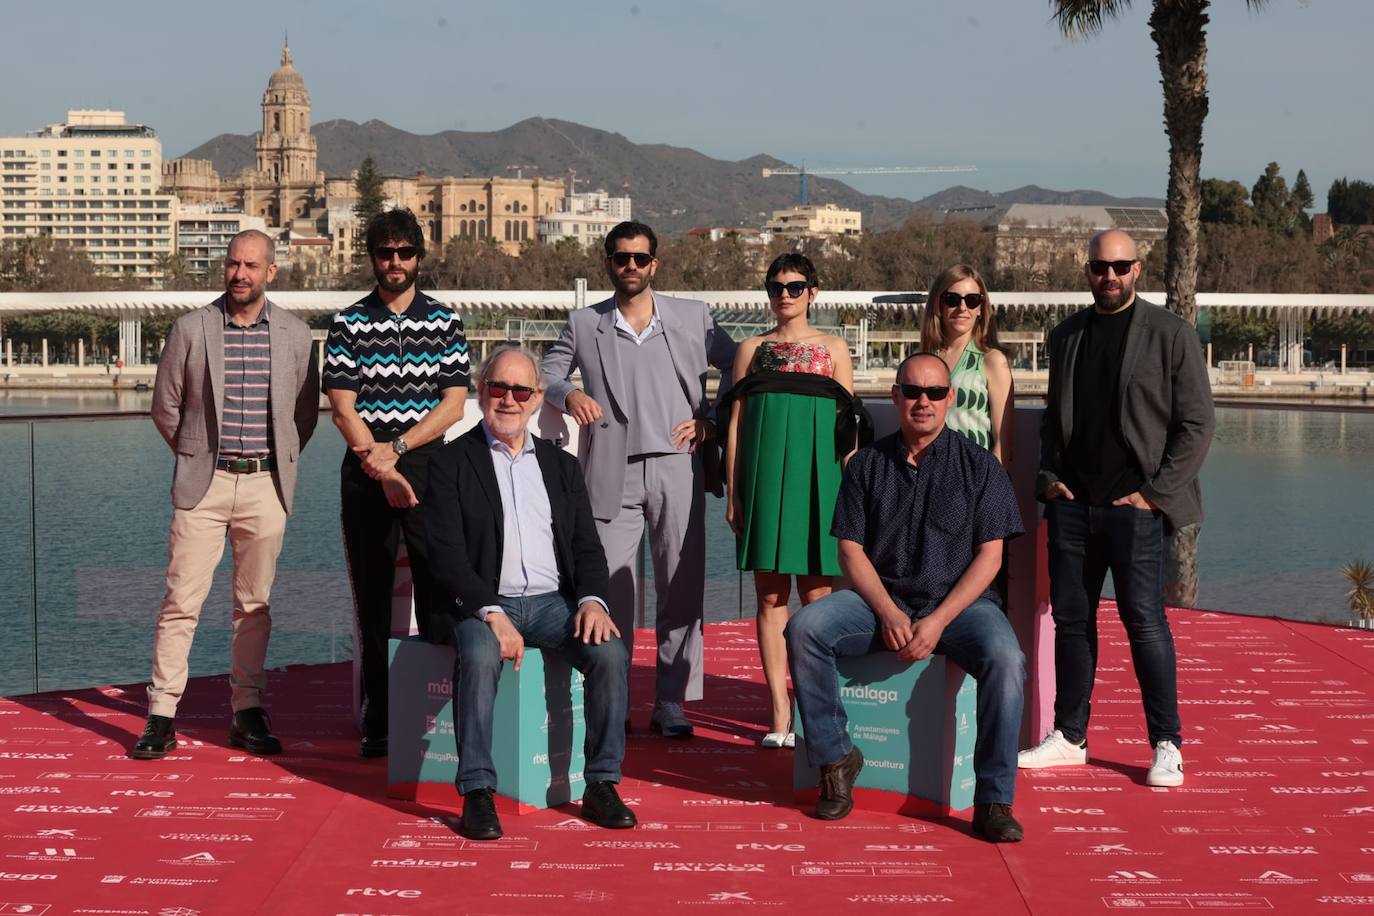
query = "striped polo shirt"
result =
(321, 289, 470, 437)
(220, 297, 273, 459)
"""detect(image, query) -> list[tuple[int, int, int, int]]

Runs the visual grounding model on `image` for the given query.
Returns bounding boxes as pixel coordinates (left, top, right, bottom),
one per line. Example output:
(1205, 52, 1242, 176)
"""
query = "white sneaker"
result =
(1146, 741, 1184, 787)
(1017, 729, 1088, 769)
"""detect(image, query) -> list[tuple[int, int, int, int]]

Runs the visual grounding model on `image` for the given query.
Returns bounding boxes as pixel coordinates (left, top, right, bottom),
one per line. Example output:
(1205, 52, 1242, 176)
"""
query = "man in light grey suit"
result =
(541, 221, 736, 737)
(132, 230, 319, 760)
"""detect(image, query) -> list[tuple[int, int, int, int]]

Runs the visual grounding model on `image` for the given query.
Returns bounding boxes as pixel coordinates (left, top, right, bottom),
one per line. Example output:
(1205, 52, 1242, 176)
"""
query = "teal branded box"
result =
(386, 636, 587, 812)
(794, 653, 976, 812)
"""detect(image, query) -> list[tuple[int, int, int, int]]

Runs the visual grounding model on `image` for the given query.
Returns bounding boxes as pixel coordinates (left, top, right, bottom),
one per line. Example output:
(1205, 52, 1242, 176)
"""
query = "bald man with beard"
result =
(1020, 229, 1214, 789)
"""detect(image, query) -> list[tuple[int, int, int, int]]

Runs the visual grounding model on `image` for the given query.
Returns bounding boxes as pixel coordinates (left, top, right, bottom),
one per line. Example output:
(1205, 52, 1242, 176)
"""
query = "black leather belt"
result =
(217, 456, 275, 473)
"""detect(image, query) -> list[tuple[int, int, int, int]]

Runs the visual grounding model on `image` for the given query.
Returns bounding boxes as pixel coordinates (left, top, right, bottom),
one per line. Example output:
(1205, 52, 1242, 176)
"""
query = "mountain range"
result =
(180, 117, 1164, 235)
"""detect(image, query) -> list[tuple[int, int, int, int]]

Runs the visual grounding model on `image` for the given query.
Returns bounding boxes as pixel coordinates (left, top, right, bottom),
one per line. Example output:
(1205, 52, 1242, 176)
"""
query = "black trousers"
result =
(339, 445, 436, 737)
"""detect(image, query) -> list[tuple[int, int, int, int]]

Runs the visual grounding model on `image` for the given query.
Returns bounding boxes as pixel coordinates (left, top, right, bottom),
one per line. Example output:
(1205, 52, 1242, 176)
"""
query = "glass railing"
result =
(3, 402, 1372, 698)
(0, 410, 750, 698)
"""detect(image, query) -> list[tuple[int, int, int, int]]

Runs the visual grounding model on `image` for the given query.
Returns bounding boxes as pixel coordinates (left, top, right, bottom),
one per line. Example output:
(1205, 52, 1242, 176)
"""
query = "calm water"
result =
(1, 393, 1371, 696)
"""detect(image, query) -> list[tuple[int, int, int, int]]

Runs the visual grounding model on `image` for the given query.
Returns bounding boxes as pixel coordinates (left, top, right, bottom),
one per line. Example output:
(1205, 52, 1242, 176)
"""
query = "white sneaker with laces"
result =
(1146, 740, 1184, 787)
(1017, 729, 1088, 769)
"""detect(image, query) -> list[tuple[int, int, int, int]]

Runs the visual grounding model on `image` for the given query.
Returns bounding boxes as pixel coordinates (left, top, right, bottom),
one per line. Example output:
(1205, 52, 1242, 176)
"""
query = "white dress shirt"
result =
(476, 421, 607, 621)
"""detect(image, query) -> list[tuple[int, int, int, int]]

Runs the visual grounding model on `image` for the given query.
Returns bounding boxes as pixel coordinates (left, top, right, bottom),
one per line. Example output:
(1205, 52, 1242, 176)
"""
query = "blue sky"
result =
(5, 0, 1366, 208)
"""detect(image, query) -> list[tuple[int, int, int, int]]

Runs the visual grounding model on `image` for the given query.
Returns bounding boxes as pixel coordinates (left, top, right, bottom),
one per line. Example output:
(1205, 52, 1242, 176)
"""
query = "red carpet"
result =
(2, 607, 1373, 915)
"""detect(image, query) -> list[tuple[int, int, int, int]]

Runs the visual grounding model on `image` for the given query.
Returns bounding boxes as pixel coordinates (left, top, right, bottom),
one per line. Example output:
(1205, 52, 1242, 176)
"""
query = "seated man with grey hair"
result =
(423, 345, 635, 840)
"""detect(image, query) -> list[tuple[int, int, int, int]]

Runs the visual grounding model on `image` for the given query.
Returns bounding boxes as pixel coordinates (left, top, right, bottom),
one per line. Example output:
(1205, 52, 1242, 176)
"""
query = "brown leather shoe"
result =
(971, 803, 1024, 843)
(815, 746, 864, 820)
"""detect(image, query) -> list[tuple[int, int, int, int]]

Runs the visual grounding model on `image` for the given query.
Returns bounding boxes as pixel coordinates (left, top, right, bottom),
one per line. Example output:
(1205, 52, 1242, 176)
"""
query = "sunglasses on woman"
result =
(940, 291, 986, 310)
(765, 280, 813, 299)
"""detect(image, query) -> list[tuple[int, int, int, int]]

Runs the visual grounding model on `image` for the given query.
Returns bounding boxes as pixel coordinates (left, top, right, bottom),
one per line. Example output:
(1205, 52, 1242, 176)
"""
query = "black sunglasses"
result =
(485, 380, 537, 403)
(894, 383, 950, 402)
(372, 245, 419, 262)
(1088, 259, 1137, 276)
(609, 251, 654, 268)
(940, 291, 986, 310)
(765, 280, 813, 299)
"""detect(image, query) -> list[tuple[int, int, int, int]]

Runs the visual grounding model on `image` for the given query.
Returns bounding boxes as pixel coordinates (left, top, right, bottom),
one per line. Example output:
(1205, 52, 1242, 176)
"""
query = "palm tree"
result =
(1051, 0, 1266, 607)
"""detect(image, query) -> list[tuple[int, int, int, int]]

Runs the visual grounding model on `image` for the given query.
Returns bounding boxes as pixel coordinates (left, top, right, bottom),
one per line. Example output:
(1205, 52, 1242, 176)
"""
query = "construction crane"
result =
(761, 164, 977, 206)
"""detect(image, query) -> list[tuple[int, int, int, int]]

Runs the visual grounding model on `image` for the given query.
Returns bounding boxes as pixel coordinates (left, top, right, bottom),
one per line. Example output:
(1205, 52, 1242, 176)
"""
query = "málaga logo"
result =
(839, 685, 899, 704)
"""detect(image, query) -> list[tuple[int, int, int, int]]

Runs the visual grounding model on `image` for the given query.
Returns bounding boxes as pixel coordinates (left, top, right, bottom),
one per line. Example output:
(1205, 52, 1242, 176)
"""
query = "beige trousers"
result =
(147, 469, 287, 717)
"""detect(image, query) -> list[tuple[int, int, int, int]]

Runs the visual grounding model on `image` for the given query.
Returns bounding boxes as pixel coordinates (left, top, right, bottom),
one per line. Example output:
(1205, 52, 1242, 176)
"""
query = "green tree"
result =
(352, 155, 386, 256)
(1250, 161, 1300, 235)
(1328, 178, 1374, 226)
(1200, 178, 1251, 225)
(0, 237, 104, 291)
(1051, 0, 1268, 606)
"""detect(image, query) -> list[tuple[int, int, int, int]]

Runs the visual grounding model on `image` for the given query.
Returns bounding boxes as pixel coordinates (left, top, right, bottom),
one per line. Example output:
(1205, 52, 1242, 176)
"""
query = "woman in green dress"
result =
(725, 254, 854, 748)
(921, 264, 1014, 468)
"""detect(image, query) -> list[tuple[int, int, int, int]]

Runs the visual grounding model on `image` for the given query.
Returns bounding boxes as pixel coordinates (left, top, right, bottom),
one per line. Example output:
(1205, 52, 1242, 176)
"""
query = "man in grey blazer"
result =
(1019, 228, 1214, 787)
(541, 221, 736, 737)
(132, 230, 319, 760)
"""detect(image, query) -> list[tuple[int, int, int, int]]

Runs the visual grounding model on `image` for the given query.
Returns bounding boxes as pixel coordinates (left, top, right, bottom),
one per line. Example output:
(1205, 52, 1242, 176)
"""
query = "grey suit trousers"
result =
(596, 451, 705, 704)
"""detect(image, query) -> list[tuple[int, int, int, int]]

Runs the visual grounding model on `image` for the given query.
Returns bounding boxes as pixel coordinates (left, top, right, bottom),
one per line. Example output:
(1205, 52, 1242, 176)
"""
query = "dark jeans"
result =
(340, 446, 436, 738)
(1047, 499, 1181, 748)
(785, 591, 1025, 806)
(451, 592, 629, 795)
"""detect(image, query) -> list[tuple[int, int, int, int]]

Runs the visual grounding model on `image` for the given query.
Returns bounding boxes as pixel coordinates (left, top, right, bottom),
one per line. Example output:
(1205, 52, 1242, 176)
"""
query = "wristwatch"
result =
(392, 437, 409, 456)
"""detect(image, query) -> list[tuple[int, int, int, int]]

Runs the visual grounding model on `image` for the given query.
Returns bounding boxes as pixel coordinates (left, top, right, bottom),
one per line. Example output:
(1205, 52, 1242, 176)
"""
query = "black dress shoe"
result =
(580, 781, 637, 829)
(360, 734, 388, 758)
(228, 707, 282, 755)
(130, 715, 177, 760)
(815, 746, 864, 820)
(971, 803, 1024, 843)
(459, 787, 503, 840)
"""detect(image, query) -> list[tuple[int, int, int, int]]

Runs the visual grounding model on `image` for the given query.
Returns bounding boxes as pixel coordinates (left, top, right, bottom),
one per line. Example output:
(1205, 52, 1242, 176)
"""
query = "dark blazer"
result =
(1037, 297, 1215, 531)
(422, 424, 611, 643)
(151, 297, 319, 512)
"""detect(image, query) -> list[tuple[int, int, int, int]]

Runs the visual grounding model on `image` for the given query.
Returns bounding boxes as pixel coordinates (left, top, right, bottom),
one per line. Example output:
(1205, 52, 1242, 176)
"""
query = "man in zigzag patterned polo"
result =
(324, 208, 470, 758)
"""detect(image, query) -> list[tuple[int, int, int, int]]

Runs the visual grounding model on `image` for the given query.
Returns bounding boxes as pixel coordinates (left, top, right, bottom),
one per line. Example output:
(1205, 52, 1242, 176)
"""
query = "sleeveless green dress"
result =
(736, 341, 843, 576)
(946, 341, 993, 451)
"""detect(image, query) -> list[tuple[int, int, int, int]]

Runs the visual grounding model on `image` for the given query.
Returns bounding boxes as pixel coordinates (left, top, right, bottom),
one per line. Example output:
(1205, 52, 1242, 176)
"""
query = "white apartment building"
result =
(1, 110, 178, 278)
(537, 185, 632, 246)
(174, 204, 269, 275)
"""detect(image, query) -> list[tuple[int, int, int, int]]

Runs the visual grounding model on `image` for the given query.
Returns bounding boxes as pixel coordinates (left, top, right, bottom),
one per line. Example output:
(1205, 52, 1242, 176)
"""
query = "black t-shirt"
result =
(1065, 304, 1145, 504)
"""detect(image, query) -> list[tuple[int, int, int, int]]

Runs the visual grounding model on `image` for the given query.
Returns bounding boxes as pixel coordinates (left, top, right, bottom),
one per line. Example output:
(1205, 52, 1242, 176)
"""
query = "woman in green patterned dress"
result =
(725, 254, 854, 748)
(921, 264, 1014, 467)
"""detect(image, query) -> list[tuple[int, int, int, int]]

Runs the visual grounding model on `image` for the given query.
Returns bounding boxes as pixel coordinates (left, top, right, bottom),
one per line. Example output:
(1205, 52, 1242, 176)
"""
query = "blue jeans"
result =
(451, 592, 629, 795)
(1047, 500, 1181, 748)
(785, 590, 1026, 806)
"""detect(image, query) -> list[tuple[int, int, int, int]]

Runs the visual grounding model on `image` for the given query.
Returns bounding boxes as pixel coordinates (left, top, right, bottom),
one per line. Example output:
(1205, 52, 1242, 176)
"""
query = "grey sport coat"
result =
(541, 292, 737, 520)
(151, 296, 320, 512)
(1037, 297, 1215, 531)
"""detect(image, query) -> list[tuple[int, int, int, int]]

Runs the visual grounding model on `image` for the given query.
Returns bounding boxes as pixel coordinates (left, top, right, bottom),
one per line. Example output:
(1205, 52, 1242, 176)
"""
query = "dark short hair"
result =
(764, 252, 818, 287)
(365, 208, 426, 259)
(603, 221, 657, 258)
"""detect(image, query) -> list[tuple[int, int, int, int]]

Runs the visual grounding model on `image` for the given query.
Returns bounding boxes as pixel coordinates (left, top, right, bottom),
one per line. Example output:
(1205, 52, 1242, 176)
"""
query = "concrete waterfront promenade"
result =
(2, 610, 1372, 914)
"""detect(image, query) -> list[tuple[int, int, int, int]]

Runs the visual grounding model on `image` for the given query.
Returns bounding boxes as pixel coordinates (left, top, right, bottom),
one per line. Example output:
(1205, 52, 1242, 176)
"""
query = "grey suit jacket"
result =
(541, 292, 737, 520)
(1037, 297, 1215, 531)
(151, 296, 320, 512)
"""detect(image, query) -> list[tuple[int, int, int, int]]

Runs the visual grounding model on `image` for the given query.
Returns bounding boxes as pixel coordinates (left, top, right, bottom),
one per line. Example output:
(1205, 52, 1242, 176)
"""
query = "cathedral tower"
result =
(254, 43, 318, 184)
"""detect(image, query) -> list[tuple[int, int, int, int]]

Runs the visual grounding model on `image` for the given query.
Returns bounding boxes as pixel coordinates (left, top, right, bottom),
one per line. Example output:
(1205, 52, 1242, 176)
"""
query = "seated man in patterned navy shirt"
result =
(786, 352, 1027, 842)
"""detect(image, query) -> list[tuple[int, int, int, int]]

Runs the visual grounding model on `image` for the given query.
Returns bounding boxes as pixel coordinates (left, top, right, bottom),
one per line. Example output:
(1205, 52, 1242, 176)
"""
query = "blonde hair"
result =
(920, 263, 1003, 354)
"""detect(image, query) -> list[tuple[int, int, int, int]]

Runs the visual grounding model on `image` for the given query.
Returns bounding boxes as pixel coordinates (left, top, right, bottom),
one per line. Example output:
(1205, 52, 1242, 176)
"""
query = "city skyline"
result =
(3, 0, 1368, 211)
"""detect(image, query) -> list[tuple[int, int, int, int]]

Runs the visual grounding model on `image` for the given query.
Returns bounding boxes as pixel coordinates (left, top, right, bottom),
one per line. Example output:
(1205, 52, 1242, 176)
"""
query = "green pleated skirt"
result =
(736, 391, 843, 576)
